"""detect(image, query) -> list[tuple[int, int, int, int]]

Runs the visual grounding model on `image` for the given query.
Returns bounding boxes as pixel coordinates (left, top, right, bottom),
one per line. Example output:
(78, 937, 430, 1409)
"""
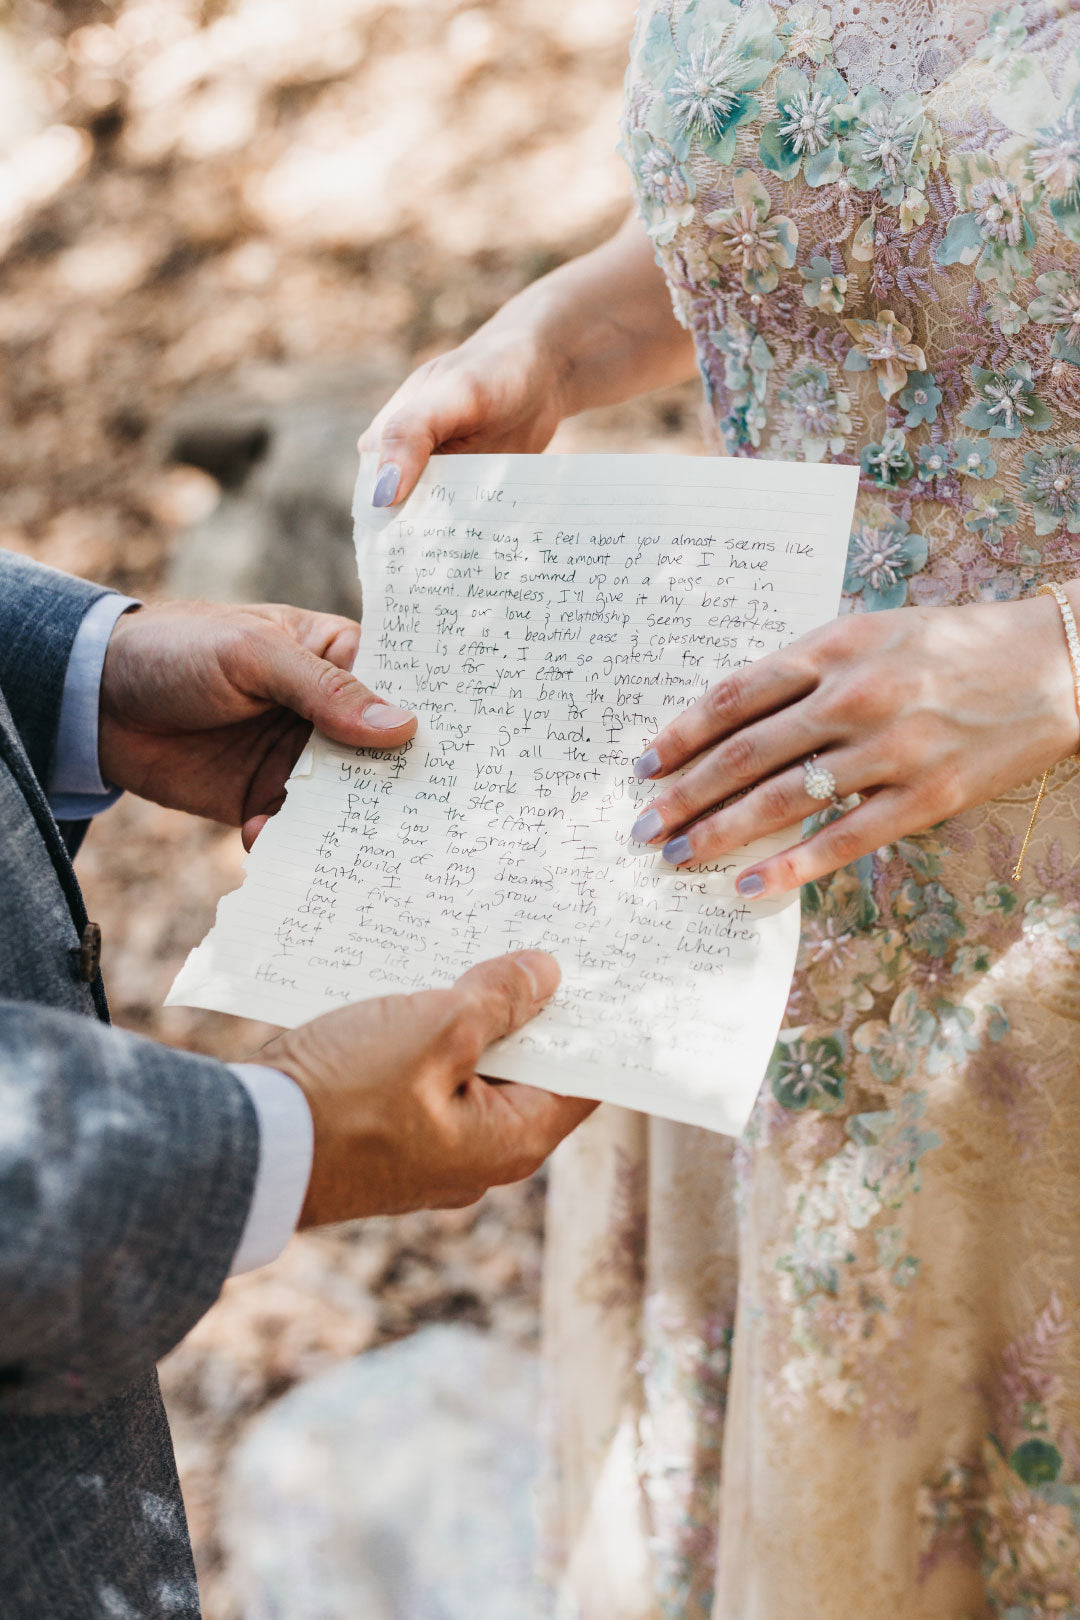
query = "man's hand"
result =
(98, 600, 416, 845)
(260, 950, 596, 1224)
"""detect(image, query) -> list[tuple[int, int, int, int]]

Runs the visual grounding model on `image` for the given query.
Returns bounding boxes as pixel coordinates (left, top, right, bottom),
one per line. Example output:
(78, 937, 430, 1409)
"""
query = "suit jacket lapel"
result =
(0, 685, 109, 1023)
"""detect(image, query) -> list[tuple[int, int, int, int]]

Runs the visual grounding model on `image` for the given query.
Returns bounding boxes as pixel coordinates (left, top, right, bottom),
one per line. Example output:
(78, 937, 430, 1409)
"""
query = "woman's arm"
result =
(359, 211, 697, 506)
(526, 211, 698, 417)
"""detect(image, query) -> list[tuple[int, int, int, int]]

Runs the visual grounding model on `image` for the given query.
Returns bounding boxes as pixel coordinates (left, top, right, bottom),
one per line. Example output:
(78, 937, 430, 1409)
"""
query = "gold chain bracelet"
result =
(1013, 581, 1080, 881)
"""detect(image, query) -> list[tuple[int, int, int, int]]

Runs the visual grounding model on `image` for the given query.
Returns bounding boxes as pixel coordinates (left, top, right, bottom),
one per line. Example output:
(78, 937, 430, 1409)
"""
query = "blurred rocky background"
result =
(0, 1, 700, 1612)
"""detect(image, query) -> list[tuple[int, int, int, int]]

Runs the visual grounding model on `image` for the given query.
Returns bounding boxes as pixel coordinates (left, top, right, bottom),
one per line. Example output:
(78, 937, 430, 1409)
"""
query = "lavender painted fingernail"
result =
(662, 835, 693, 866)
(372, 463, 401, 507)
(633, 748, 661, 780)
(737, 873, 765, 897)
(631, 807, 664, 844)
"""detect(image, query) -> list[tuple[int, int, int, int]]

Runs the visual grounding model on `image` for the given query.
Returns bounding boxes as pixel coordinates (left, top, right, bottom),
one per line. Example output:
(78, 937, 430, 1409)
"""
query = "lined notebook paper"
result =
(168, 453, 857, 1134)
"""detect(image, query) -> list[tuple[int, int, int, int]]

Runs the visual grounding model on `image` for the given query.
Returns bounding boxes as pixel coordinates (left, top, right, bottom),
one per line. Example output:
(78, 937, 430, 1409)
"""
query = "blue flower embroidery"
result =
(844, 514, 928, 610)
(641, 0, 781, 168)
(758, 63, 847, 187)
(898, 371, 941, 428)
(1020, 445, 1080, 535)
(960, 360, 1052, 439)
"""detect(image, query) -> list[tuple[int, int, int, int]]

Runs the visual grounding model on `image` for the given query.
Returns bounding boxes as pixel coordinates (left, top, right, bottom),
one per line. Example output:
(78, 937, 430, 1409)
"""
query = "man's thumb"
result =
(451, 951, 562, 1056)
(263, 638, 417, 747)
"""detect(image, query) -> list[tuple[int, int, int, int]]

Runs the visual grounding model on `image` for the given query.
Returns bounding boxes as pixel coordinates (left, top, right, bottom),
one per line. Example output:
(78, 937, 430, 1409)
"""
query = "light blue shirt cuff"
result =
(48, 592, 140, 820)
(228, 1064, 315, 1275)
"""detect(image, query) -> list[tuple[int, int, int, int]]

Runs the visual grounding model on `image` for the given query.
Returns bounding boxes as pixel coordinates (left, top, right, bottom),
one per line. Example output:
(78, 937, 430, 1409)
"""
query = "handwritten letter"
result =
(168, 454, 857, 1134)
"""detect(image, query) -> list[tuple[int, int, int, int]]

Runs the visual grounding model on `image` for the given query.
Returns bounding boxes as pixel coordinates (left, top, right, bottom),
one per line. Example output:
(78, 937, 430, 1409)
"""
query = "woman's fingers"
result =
(633, 652, 818, 780)
(643, 745, 870, 864)
(362, 402, 445, 509)
(358, 329, 562, 510)
(359, 355, 510, 508)
(730, 789, 912, 897)
(357, 360, 476, 507)
(630, 698, 837, 842)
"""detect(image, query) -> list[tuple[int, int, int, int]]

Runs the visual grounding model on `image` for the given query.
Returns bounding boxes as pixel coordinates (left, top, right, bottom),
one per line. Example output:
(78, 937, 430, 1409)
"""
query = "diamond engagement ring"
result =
(803, 755, 838, 802)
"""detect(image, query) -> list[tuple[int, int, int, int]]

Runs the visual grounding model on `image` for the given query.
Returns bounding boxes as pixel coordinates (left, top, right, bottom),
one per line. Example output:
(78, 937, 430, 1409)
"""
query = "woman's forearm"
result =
(487, 212, 698, 419)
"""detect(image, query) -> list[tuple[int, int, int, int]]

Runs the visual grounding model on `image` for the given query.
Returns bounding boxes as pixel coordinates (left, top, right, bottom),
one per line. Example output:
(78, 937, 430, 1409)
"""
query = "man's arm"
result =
(0, 999, 260, 1417)
(0, 954, 594, 1417)
(20, 577, 317, 1276)
(0, 552, 112, 791)
(0, 571, 592, 1380)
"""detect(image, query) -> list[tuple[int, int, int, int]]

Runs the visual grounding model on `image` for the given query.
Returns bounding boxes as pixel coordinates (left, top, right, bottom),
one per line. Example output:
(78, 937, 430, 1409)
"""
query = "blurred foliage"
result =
(0, 0, 636, 593)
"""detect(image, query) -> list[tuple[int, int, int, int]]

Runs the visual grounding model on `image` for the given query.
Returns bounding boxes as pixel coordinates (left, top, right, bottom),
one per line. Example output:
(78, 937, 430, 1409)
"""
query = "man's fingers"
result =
(493, 1083, 597, 1138)
(293, 610, 362, 669)
(476, 1083, 598, 1180)
(252, 605, 363, 668)
(256, 636, 417, 748)
(449, 950, 561, 1059)
(321, 623, 361, 670)
(457, 1075, 597, 1186)
(242, 813, 271, 851)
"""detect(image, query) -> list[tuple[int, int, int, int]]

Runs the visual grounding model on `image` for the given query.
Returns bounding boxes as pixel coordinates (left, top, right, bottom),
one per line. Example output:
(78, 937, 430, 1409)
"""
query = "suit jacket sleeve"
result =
(0, 551, 110, 791)
(0, 1000, 260, 1416)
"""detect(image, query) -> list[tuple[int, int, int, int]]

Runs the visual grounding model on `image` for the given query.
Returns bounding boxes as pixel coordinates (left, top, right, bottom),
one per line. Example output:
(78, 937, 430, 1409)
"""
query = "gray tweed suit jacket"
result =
(0, 551, 260, 1618)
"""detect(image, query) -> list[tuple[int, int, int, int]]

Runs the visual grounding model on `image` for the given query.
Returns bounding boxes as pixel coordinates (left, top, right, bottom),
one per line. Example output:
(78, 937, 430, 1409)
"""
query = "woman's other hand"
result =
(359, 213, 697, 508)
(358, 320, 569, 508)
(629, 593, 1080, 896)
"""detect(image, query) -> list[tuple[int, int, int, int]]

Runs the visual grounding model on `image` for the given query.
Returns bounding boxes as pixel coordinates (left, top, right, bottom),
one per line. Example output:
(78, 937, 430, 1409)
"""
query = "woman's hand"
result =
(359, 213, 696, 508)
(358, 319, 570, 508)
(629, 593, 1080, 897)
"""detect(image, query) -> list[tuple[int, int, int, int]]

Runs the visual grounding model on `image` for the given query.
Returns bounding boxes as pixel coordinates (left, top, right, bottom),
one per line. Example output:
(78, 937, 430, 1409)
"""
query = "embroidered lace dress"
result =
(541, 3, 1080, 1616)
